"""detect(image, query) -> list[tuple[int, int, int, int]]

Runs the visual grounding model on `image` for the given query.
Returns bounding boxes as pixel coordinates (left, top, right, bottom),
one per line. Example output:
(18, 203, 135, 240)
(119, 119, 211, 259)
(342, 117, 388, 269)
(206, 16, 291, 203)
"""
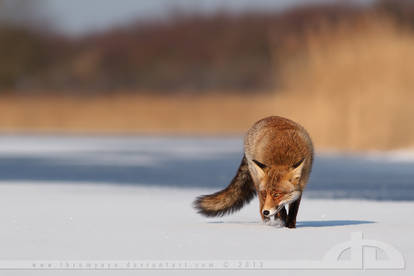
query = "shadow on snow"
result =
(207, 220, 376, 228)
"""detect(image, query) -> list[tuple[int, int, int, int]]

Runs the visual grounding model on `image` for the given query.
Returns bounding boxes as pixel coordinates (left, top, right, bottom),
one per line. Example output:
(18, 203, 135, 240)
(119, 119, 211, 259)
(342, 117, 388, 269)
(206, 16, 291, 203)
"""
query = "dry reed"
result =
(1, 16, 414, 151)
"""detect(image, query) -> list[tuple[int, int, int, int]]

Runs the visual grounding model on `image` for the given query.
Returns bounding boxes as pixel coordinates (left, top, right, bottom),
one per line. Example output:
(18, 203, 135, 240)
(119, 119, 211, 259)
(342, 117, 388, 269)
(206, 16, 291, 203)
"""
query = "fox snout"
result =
(262, 204, 284, 217)
(262, 196, 279, 217)
(262, 191, 302, 217)
(262, 208, 274, 217)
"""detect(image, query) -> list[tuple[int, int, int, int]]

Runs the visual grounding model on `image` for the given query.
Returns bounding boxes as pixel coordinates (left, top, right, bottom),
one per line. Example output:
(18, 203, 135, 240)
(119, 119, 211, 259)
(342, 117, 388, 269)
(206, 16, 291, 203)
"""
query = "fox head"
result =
(251, 158, 305, 218)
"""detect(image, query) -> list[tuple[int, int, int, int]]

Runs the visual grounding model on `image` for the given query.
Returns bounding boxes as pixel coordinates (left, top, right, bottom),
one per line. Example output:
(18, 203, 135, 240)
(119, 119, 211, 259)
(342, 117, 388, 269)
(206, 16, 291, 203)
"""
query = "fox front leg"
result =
(275, 206, 287, 226)
(286, 196, 302, 228)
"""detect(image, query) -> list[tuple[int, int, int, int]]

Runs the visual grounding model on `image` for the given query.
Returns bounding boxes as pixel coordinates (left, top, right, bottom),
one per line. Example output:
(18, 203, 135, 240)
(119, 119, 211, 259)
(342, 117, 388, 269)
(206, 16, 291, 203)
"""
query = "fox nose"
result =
(262, 210, 270, 216)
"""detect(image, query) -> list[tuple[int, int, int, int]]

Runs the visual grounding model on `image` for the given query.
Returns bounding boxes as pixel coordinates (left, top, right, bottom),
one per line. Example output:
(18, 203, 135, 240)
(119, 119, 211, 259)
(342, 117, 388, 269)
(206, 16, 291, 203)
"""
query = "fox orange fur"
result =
(193, 116, 314, 228)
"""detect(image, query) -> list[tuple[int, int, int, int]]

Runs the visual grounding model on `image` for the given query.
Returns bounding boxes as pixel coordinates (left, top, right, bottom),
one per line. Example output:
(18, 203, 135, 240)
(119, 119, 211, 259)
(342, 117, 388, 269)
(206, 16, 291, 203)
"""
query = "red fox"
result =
(194, 116, 313, 228)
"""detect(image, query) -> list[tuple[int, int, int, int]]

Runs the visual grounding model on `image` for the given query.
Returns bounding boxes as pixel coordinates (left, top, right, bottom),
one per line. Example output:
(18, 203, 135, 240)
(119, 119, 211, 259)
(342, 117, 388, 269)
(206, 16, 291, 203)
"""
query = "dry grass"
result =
(1, 16, 414, 151)
(271, 16, 414, 150)
(0, 93, 277, 135)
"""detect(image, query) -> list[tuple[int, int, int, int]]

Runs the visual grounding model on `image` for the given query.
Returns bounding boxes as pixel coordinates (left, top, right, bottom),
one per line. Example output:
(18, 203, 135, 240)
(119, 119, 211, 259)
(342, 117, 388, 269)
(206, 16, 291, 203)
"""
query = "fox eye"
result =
(273, 193, 280, 198)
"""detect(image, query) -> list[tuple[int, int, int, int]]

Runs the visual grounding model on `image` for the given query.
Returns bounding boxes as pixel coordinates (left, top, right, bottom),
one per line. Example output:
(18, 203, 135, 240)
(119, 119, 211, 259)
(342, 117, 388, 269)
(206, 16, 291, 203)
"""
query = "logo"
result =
(320, 232, 405, 269)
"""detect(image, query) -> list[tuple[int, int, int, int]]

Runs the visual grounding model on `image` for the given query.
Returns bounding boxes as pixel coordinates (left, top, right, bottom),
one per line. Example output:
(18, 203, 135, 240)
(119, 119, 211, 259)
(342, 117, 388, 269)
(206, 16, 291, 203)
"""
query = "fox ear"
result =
(291, 158, 305, 179)
(252, 159, 267, 179)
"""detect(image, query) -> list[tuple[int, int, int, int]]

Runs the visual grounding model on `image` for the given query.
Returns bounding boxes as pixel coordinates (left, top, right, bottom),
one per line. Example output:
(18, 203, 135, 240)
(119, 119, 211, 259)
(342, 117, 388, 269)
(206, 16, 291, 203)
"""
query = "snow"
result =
(1, 135, 413, 200)
(364, 149, 414, 163)
(0, 182, 412, 275)
(0, 135, 413, 275)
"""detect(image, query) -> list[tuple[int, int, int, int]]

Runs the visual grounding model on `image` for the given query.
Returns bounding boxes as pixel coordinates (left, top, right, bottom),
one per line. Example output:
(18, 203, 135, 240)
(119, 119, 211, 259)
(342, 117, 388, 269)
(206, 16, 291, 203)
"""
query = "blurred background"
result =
(1, 0, 413, 151)
(0, 0, 414, 201)
(1, 2, 414, 267)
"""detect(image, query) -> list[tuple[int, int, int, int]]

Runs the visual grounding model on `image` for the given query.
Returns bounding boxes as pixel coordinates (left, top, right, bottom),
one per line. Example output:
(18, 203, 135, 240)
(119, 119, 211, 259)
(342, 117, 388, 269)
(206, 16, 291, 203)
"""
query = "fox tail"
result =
(193, 155, 256, 217)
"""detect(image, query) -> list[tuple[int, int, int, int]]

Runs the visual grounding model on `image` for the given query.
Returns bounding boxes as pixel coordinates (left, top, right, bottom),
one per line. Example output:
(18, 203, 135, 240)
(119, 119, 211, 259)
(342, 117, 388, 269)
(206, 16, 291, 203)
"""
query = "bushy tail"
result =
(193, 155, 256, 217)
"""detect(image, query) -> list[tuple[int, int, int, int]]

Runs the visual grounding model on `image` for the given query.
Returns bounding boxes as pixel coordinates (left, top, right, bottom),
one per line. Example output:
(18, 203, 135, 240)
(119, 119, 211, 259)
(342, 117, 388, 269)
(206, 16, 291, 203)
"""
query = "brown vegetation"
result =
(272, 16, 414, 150)
(0, 93, 275, 134)
(1, 1, 414, 151)
(1, 1, 408, 92)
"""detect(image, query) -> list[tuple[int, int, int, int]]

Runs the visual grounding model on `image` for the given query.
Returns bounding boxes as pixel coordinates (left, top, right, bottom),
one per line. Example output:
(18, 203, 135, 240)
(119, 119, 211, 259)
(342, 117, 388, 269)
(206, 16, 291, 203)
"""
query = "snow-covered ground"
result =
(0, 135, 413, 200)
(0, 135, 413, 275)
(0, 183, 412, 275)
